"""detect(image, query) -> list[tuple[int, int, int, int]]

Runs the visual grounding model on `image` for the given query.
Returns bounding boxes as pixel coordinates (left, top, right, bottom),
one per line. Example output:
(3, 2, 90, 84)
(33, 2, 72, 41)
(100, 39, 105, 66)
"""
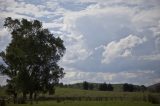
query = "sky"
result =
(0, 0, 160, 86)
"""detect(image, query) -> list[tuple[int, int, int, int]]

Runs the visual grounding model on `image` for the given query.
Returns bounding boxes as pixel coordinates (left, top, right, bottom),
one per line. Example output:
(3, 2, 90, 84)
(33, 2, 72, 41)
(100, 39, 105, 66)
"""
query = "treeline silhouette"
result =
(123, 83, 147, 92)
(57, 81, 147, 92)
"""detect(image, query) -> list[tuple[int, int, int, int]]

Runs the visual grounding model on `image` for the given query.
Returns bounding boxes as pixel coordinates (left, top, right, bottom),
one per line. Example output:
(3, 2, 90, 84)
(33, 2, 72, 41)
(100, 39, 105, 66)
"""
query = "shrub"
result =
(148, 94, 160, 104)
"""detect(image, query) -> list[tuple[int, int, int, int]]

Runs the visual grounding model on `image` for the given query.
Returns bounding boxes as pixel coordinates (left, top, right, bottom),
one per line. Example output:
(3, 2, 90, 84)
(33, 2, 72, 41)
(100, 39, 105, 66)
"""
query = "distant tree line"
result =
(123, 83, 147, 92)
(57, 81, 114, 91)
(57, 82, 147, 92)
(82, 81, 114, 91)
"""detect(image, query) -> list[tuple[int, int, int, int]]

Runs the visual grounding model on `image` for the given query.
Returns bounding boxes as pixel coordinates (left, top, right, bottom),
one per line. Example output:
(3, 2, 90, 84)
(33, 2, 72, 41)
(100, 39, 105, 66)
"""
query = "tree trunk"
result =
(34, 92, 38, 104)
(22, 91, 26, 103)
(29, 92, 33, 104)
(13, 93, 17, 104)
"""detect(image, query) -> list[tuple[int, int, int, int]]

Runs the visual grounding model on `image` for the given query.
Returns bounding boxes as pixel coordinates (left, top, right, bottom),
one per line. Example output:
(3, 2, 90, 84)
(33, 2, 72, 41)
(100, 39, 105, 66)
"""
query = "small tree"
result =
(99, 83, 107, 91)
(99, 83, 114, 91)
(83, 81, 89, 90)
(107, 83, 114, 91)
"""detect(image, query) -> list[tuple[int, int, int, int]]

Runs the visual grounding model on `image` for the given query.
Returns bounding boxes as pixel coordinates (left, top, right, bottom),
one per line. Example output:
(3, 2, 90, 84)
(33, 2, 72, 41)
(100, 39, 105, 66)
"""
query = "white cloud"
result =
(61, 70, 116, 84)
(0, 28, 9, 37)
(60, 6, 136, 64)
(59, 0, 160, 76)
(43, 22, 63, 29)
(0, 28, 11, 51)
(94, 45, 105, 51)
(132, 7, 160, 30)
(121, 50, 132, 57)
(150, 21, 160, 37)
(60, 67, 155, 86)
(66, 0, 144, 4)
(0, 75, 8, 86)
(0, 12, 34, 20)
(0, 0, 53, 18)
(155, 37, 160, 53)
(61, 38, 92, 64)
(139, 54, 160, 61)
(102, 35, 147, 64)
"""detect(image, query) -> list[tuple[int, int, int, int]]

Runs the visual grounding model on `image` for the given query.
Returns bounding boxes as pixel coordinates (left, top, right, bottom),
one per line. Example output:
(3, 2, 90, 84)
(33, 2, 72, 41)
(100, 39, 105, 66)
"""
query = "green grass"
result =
(7, 101, 160, 106)
(1, 87, 160, 106)
(37, 87, 160, 103)
(54, 87, 147, 98)
(0, 87, 6, 96)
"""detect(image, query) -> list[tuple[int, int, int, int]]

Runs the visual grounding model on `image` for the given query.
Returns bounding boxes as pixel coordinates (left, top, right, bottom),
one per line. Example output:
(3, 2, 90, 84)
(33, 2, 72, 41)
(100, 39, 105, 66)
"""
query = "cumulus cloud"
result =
(61, 36, 92, 64)
(132, 6, 160, 30)
(60, 5, 137, 64)
(43, 22, 63, 29)
(102, 35, 147, 64)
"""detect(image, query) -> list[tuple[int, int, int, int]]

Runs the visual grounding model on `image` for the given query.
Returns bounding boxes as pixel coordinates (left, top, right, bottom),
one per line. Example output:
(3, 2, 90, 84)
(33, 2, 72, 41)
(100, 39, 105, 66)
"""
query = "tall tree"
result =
(0, 17, 66, 102)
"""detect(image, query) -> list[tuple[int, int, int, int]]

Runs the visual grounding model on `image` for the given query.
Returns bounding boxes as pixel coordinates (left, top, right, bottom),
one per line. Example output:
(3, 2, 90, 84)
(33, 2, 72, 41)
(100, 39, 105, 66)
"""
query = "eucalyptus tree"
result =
(0, 17, 65, 102)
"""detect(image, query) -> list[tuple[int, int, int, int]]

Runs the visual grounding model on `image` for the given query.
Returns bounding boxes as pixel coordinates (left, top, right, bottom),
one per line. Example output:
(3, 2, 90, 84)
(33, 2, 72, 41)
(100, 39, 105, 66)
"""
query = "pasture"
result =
(7, 101, 160, 106)
(1, 87, 160, 106)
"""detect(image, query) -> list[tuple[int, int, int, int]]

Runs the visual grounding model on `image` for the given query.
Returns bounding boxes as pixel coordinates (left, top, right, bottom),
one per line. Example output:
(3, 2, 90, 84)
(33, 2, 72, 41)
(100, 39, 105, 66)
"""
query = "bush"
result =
(148, 94, 160, 104)
(0, 99, 6, 106)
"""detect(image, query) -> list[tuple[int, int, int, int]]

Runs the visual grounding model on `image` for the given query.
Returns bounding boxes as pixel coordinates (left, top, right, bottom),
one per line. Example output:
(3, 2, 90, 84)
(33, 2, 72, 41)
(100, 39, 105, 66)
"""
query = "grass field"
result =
(7, 101, 160, 106)
(1, 87, 160, 106)
(54, 87, 147, 97)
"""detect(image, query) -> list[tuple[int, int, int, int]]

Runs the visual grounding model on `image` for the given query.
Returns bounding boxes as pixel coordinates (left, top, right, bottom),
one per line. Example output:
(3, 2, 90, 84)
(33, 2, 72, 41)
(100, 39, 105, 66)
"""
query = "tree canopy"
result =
(0, 17, 66, 102)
